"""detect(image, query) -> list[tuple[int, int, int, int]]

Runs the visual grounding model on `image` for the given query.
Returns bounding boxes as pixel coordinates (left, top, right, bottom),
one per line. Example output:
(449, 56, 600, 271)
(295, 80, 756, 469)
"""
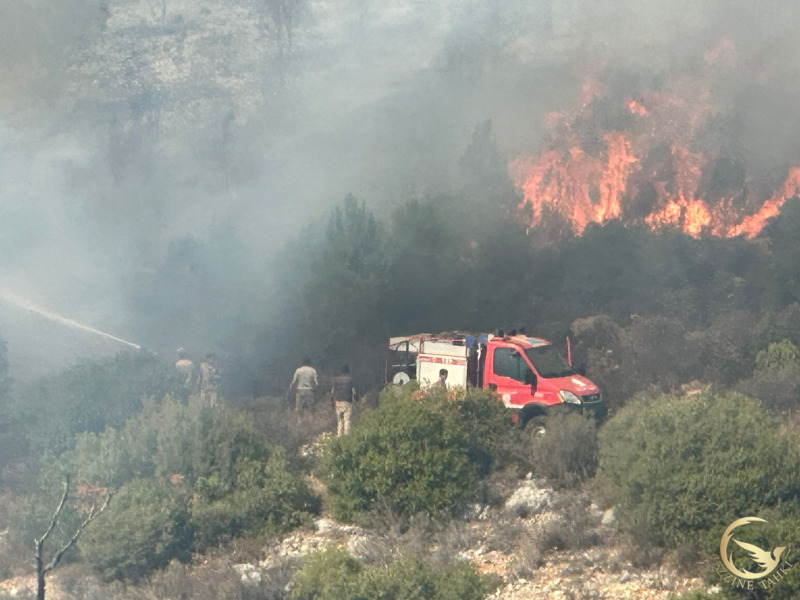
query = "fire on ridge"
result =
(509, 40, 800, 239)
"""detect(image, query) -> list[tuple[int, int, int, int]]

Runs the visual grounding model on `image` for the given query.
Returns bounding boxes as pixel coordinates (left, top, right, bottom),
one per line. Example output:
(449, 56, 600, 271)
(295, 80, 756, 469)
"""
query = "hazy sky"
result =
(2, 0, 800, 377)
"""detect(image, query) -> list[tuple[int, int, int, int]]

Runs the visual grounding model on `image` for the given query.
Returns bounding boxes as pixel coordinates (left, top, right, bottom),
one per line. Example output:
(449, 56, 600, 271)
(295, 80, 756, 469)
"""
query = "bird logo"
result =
(720, 517, 785, 580)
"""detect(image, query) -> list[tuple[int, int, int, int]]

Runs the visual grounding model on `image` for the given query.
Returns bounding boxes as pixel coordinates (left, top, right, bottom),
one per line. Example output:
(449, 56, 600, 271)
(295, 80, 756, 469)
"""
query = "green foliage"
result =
(289, 547, 496, 600)
(6, 467, 84, 572)
(755, 340, 800, 372)
(738, 364, 800, 415)
(34, 396, 320, 575)
(599, 391, 800, 550)
(452, 387, 517, 472)
(9, 352, 183, 455)
(670, 508, 800, 599)
(191, 450, 320, 549)
(65, 395, 270, 488)
(323, 385, 511, 520)
(289, 547, 364, 600)
(79, 478, 193, 582)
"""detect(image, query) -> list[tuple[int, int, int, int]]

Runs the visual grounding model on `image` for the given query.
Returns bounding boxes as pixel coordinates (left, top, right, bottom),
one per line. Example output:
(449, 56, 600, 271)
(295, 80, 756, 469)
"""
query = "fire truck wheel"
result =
(519, 406, 548, 435)
(392, 372, 411, 385)
(526, 415, 548, 437)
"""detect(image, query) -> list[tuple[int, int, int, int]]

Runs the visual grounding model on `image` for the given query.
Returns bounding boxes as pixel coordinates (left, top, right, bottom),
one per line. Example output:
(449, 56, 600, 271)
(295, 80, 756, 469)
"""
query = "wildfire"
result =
(511, 48, 800, 239)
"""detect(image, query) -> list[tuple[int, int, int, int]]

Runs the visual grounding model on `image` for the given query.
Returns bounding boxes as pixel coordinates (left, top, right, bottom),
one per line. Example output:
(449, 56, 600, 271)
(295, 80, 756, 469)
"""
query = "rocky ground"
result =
(0, 472, 708, 600)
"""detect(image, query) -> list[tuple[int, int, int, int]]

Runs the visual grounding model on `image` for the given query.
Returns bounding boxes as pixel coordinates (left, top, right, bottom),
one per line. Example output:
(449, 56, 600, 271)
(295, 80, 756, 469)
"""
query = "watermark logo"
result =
(712, 517, 794, 591)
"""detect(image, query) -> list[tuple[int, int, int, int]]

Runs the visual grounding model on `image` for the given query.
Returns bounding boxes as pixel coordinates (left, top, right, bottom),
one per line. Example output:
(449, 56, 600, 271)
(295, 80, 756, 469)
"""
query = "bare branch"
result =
(43, 490, 111, 574)
(35, 475, 70, 548)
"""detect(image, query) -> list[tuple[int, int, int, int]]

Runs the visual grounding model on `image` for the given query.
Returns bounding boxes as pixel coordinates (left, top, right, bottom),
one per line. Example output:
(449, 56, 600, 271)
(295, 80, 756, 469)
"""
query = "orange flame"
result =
(511, 57, 800, 240)
(731, 166, 800, 237)
(626, 98, 648, 116)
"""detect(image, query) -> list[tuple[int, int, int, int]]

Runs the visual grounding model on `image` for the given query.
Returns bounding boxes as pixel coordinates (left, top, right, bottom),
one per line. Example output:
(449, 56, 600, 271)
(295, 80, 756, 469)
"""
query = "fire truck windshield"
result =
(525, 345, 575, 378)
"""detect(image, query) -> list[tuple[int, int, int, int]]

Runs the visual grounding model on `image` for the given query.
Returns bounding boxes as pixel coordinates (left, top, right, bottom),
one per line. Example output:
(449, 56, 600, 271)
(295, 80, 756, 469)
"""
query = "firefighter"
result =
(198, 353, 220, 406)
(175, 348, 195, 390)
(331, 365, 355, 436)
(433, 368, 448, 388)
(289, 357, 318, 414)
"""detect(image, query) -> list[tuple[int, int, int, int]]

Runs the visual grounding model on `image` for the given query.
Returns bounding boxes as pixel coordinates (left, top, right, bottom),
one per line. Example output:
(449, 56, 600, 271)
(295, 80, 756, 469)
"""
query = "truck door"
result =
(487, 346, 536, 407)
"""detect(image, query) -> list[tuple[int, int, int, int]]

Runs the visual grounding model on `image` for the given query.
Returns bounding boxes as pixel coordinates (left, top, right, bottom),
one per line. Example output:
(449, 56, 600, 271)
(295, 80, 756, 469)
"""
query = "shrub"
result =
(522, 411, 598, 488)
(696, 311, 759, 385)
(42, 397, 320, 572)
(755, 340, 800, 372)
(191, 450, 320, 549)
(322, 385, 510, 520)
(599, 391, 800, 551)
(453, 388, 518, 472)
(669, 511, 800, 600)
(65, 396, 271, 488)
(6, 461, 87, 572)
(79, 478, 193, 582)
(289, 547, 496, 600)
(737, 339, 800, 414)
(289, 547, 364, 600)
(737, 364, 800, 414)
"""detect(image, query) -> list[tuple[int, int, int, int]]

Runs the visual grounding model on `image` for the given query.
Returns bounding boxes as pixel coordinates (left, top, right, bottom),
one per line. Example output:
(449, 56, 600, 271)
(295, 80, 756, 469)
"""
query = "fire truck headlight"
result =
(559, 390, 582, 405)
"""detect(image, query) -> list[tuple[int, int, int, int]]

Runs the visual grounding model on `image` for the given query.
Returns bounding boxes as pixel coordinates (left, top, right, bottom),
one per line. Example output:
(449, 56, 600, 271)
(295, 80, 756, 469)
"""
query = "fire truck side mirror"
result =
(524, 370, 537, 387)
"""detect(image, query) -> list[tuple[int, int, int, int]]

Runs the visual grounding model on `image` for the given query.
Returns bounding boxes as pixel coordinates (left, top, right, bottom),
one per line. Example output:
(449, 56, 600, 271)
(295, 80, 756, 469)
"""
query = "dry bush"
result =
(616, 532, 666, 569)
(51, 558, 295, 600)
(144, 560, 251, 600)
(507, 494, 598, 578)
(357, 508, 481, 568)
(238, 395, 335, 468)
(545, 493, 600, 550)
(517, 412, 599, 489)
(509, 532, 544, 578)
(485, 515, 523, 554)
(484, 466, 524, 508)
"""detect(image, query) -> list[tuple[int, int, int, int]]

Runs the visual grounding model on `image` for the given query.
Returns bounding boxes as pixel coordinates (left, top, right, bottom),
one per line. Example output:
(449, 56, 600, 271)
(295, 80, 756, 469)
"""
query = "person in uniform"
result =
(331, 365, 355, 436)
(433, 368, 448, 388)
(175, 348, 195, 391)
(198, 353, 220, 406)
(289, 357, 318, 414)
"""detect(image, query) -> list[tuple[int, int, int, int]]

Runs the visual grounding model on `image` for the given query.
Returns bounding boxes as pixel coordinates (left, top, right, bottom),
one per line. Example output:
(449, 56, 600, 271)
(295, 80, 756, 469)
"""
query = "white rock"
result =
(314, 517, 340, 535)
(232, 563, 262, 585)
(601, 506, 618, 527)
(504, 481, 553, 515)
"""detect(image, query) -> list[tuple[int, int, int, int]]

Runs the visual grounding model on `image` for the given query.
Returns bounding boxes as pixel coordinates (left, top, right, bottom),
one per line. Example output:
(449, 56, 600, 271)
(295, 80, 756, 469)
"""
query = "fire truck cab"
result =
(387, 332, 605, 422)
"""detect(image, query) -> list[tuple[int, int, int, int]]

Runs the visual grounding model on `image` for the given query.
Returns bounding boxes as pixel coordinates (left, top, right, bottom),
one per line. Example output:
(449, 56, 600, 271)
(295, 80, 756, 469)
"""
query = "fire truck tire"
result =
(519, 406, 548, 434)
(526, 415, 548, 436)
(392, 372, 411, 385)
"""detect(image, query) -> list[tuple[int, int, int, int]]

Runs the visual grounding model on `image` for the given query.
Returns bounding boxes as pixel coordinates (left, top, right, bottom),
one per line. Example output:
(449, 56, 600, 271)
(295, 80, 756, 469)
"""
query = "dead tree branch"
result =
(34, 476, 112, 600)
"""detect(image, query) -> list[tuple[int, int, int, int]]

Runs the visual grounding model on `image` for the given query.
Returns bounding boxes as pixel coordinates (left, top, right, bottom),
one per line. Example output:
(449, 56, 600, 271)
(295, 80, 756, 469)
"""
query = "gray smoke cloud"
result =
(1, 0, 799, 378)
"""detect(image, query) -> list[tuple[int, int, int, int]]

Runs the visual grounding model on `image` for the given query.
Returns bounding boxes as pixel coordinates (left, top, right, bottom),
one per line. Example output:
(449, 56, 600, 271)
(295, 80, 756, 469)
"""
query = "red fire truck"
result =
(387, 332, 605, 423)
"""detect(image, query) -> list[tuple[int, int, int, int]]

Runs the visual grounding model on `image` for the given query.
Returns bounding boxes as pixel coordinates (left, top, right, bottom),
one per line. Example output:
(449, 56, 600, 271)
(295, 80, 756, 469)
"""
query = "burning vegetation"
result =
(510, 40, 800, 239)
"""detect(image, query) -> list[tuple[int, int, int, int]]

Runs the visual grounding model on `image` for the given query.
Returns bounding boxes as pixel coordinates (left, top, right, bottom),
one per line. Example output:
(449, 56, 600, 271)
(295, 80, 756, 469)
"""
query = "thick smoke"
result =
(1, 0, 799, 379)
